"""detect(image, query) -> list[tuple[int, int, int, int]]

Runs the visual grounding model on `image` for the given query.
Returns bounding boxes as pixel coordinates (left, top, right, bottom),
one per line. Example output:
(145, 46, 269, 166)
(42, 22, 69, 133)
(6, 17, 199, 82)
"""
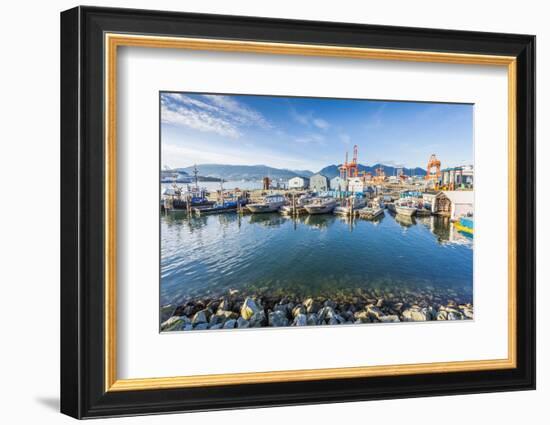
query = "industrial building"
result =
(330, 176, 346, 191)
(310, 174, 329, 192)
(441, 165, 474, 189)
(347, 177, 366, 194)
(432, 191, 474, 220)
(288, 176, 310, 190)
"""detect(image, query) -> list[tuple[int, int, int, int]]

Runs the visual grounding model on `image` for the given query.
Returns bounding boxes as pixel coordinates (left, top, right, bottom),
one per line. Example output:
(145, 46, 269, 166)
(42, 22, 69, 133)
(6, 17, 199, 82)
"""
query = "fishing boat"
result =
(358, 201, 384, 220)
(279, 194, 313, 215)
(455, 216, 474, 236)
(386, 202, 396, 213)
(193, 199, 246, 216)
(333, 195, 366, 216)
(304, 197, 337, 215)
(246, 194, 286, 213)
(395, 199, 417, 217)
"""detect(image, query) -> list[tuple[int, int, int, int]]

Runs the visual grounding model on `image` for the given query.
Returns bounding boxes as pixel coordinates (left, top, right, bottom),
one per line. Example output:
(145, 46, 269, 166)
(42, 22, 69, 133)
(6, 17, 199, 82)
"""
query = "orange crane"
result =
(338, 144, 360, 179)
(425, 154, 441, 184)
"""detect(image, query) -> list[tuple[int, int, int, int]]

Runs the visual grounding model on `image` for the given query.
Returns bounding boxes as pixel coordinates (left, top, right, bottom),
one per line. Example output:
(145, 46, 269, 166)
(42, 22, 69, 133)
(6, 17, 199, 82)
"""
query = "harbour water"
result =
(160, 209, 474, 310)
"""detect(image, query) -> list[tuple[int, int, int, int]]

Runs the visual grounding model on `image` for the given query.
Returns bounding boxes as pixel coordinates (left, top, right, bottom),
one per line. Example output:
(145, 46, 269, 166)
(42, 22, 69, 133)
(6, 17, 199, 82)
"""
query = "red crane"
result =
(339, 145, 359, 179)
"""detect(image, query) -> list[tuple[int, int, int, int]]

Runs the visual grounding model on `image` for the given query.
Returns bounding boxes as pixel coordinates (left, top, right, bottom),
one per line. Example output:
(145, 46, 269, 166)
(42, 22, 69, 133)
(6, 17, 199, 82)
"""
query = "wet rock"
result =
(437, 310, 449, 321)
(447, 311, 464, 320)
(209, 323, 223, 330)
(237, 317, 250, 328)
(183, 324, 193, 331)
(223, 319, 237, 329)
(317, 306, 337, 323)
(269, 310, 289, 327)
(366, 305, 385, 321)
(249, 311, 266, 327)
(376, 298, 385, 308)
(304, 298, 321, 314)
(218, 297, 231, 311)
(194, 323, 209, 330)
(379, 315, 400, 323)
(307, 313, 319, 326)
(274, 304, 290, 316)
(293, 314, 307, 326)
(292, 305, 306, 318)
(192, 309, 211, 325)
(241, 297, 261, 320)
(354, 311, 370, 323)
(161, 316, 189, 332)
(459, 305, 474, 319)
(402, 307, 428, 321)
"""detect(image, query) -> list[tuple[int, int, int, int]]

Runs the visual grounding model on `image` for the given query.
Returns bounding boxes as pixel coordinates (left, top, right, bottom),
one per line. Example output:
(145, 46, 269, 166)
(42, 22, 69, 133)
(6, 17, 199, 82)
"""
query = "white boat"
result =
(358, 201, 385, 220)
(333, 196, 366, 215)
(246, 194, 285, 213)
(279, 194, 313, 215)
(304, 197, 337, 215)
(395, 199, 417, 217)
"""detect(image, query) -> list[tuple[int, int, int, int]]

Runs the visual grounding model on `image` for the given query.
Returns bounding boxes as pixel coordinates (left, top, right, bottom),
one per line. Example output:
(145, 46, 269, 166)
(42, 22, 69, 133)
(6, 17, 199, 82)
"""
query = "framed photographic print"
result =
(60, 6, 536, 419)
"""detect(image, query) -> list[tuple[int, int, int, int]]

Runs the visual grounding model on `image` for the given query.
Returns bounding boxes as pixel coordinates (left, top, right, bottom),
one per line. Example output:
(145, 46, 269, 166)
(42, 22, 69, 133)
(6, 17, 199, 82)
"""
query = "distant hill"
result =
(317, 163, 426, 179)
(179, 163, 426, 182)
(181, 164, 313, 181)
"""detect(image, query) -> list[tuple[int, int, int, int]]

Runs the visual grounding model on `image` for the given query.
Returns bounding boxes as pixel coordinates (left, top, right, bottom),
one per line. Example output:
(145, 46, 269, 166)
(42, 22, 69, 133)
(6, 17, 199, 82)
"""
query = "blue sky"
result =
(161, 92, 473, 172)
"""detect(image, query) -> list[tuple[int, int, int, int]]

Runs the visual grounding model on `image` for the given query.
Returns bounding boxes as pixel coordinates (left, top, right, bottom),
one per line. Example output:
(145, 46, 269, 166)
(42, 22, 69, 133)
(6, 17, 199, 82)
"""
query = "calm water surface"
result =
(160, 210, 473, 307)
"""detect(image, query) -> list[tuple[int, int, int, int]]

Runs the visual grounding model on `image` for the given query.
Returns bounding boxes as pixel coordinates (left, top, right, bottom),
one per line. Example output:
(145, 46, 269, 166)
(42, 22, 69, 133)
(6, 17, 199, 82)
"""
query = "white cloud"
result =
(313, 118, 329, 130)
(294, 133, 325, 145)
(160, 93, 271, 138)
(339, 133, 351, 145)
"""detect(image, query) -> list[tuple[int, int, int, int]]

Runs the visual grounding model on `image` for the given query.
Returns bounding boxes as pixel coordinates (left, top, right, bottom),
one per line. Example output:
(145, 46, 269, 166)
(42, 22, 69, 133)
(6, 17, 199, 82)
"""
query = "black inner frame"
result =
(60, 6, 535, 419)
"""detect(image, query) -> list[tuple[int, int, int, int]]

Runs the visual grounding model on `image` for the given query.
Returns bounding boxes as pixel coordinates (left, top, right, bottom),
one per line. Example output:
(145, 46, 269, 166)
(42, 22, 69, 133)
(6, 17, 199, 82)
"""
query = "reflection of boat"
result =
(333, 196, 366, 215)
(455, 216, 474, 236)
(303, 214, 335, 228)
(304, 197, 337, 215)
(358, 201, 384, 220)
(249, 213, 285, 226)
(246, 194, 285, 213)
(395, 213, 416, 227)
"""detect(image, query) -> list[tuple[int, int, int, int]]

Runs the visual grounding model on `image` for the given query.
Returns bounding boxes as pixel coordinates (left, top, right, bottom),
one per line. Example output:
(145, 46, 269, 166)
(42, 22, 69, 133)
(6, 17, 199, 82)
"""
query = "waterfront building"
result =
(432, 191, 474, 220)
(310, 174, 329, 192)
(441, 165, 474, 189)
(288, 176, 310, 190)
(330, 176, 346, 191)
(347, 177, 365, 194)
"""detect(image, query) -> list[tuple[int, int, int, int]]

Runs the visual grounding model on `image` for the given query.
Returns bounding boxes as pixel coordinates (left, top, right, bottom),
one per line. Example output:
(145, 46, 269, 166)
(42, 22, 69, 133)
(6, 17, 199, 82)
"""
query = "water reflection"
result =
(160, 209, 473, 306)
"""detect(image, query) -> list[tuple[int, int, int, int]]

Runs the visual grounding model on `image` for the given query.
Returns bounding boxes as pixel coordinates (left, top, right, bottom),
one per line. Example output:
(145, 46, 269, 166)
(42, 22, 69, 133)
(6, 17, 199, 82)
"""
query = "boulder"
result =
(161, 316, 185, 332)
(269, 310, 289, 327)
(366, 305, 385, 321)
(402, 307, 428, 321)
(192, 309, 210, 325)
(223, 319, 237, 329)
(241, 297, 262, 320)
(379, 315, 400, 323)
(293, 314, 308, 326)
(354, 310, 370, 323)
(237, 317, 250, 328)
(209, 323, 224, 330)
(437, 310, 449, 321)
(193, 323, 209, 330)
(307, 313, 319, 326)
(249, 311, 266, 327)
(292, 305, 306, 318)
(304, 298, 321, 314)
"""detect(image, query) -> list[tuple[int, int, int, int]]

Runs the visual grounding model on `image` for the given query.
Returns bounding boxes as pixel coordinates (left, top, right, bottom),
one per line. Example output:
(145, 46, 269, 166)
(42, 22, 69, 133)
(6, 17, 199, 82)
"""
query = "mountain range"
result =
(178, 163, 426, 181)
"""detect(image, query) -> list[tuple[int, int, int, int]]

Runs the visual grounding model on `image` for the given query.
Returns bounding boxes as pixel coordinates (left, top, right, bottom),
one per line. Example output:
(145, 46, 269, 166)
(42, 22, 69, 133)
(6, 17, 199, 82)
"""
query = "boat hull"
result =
(246, 202, 284, 213)
(304, 203, 336, 215)
(395, 206, 416, 216)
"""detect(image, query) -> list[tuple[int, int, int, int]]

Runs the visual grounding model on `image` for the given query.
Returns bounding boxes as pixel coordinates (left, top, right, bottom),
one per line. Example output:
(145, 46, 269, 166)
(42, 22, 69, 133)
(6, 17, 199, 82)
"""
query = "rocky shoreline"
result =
(160, 286, 474, 332)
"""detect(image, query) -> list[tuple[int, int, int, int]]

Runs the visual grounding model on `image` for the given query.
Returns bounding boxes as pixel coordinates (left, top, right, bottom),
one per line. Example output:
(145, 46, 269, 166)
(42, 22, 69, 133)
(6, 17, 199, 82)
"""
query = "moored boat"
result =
(279, 194, 313, 215)
(246, 194, 285, 213)
(333, 195, 366, 215)
(395, 199, 417, 217)
(358, 201, 384, 220)
(304, 197, 337, 215)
